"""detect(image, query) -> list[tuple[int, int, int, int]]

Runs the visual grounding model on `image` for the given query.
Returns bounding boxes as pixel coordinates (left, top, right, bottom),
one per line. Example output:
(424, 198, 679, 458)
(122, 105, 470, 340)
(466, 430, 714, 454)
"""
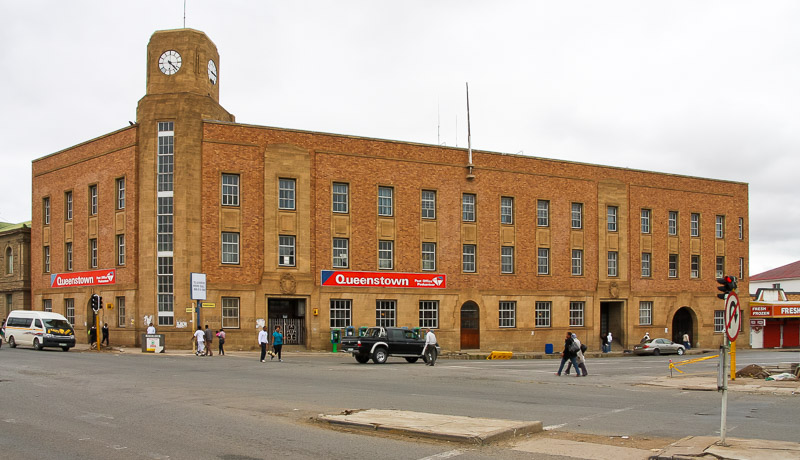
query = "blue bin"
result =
(545, 343, 554, 354)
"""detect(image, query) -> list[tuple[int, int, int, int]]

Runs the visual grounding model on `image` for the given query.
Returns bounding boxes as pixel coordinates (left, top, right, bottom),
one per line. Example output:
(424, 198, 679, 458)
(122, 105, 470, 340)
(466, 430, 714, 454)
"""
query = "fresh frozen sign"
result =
(50, 269, 116, 288)
(321, 270, 446, 289)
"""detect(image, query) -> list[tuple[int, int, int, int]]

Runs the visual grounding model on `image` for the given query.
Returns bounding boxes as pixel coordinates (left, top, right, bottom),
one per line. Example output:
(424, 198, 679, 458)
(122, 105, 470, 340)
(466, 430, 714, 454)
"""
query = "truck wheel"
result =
(372, 347, 388, 364)
(355, 354, 369, 363)
(8, 336, 16, 348)
(34, 338, 43, 350)
(62, 346, 71, 352)
(405, 357, 419, 363)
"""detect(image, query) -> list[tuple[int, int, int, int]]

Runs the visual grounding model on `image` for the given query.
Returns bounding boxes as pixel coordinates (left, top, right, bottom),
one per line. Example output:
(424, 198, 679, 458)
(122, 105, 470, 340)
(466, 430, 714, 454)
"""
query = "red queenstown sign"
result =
(50, 269, 116, 288)
(321, 270, 446, 289)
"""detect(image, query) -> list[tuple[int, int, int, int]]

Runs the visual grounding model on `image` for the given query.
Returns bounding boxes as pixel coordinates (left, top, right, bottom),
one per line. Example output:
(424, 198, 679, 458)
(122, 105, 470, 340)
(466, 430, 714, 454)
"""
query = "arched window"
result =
(5, 247, 12, 275)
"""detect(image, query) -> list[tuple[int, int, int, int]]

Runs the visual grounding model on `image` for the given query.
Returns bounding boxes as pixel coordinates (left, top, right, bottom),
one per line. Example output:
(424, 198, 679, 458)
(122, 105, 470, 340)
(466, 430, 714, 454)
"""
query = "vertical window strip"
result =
(716, 215, 725, 238)
(641, 253, 651, 277)
(716, 256, 725, 279)
(608, 251, 618, 277)
(89, 238, 98, 268)
(65, 298, 75, 325)
(607, 206, 618, 232)
(501, 246, 514, 273)
(571, 203, 583, 229)
(117, 296, 126, 327)
(157, 196, 174, 252)
(463, 244, 476, 272)
(421, 190, 436, 219)
(669, 254, 678, 278)
(714, 311, 725, 333)
(422, 242, 436, 271)
(43, 246, 50, 273)
(378, 240, 394, 269)
(222, 297, 240, 328)
(43, 298, 52, 312)
(462, 194, 476, 222)
(641, 209, 651, 233)
(222, 232, 240, 264)
(691, 213, 700, 237)
(157, 256, 174, 326)
(500, 197, 513, 224)
(65, 242, 73, 271)
(332, 182, 349, 213)
(117, 178, 126, 210)
(571, 249, 583, 276)
(333, 238, 349, 268)
(66, 192, 73, 221)
(538, 248, 550, 275)
(537, 200, 549, 227)
(222, 174, 240, 206)
(117, 234, 125, 266)
(691, 255, 700, 278)
(279, 235, 296, 266)
(639, 301, 653, 325)
(378, 186, 393, 216)
(89, 185, 98, 215)
(668, 211, 678, 235)
(43, 197, 50, 225)
(279, 178, 296, 210)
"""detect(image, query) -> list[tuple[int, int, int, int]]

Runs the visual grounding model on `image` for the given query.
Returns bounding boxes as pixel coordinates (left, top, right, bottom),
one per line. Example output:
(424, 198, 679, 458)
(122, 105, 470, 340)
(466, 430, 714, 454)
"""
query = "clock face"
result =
(158, 50, 182, 75)
(208, 59, 217, 85)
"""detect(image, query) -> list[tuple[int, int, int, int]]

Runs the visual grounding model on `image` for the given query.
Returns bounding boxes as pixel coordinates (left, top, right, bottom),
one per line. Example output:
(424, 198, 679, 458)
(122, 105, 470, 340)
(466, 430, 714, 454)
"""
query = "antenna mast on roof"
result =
(466, 82, 475, 180)
(183, 0, 187, 27)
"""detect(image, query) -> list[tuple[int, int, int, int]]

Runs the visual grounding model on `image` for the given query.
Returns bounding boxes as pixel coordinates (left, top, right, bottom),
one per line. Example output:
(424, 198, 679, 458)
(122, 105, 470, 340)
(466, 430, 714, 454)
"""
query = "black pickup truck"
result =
(340, 326, 438, 364)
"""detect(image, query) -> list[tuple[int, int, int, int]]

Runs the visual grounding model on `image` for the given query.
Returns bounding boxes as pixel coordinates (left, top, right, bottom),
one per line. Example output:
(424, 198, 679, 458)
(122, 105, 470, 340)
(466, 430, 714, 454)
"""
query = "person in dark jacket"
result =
(556, 331, 581, 376)
(204, 325, 214, 356)
(101, 323, 109, 347)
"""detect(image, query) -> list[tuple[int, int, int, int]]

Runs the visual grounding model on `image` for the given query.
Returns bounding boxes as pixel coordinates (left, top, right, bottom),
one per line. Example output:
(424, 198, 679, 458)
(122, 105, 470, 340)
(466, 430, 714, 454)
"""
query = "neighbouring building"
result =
(748, 260, 800, 348)
(1, 221, 32, 319)
(30, 28, 750, 352)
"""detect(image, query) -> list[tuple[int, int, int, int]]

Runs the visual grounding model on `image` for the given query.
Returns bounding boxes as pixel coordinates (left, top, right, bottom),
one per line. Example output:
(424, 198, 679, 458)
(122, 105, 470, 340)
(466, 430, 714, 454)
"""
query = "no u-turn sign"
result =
(724, 291, 741, 342)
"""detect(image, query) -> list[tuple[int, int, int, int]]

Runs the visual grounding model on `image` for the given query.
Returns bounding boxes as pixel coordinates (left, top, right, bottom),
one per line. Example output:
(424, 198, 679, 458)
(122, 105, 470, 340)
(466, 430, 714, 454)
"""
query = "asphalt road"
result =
(0, 346, 797, 460)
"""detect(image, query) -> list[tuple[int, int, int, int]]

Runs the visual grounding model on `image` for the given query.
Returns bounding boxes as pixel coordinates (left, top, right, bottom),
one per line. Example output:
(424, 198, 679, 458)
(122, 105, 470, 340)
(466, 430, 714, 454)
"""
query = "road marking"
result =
(578, 406, 634, 422)
(417, 449, 467, 459)
(544, 423, 568, 430)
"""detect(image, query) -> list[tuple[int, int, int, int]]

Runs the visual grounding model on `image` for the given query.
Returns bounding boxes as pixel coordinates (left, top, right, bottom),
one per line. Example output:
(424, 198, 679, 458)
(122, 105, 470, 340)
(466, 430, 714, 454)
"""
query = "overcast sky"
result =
(1, 1, 798, 276)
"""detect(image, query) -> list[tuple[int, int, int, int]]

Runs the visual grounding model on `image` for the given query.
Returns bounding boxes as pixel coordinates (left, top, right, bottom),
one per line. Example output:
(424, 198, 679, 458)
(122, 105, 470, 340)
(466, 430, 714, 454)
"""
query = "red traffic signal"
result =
(716, 275, 738, 300)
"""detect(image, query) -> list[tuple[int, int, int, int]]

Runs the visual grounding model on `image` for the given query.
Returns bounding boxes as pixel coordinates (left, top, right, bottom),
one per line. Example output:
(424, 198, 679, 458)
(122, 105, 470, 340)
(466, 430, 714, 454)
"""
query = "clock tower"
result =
(136, 29, 234, 328)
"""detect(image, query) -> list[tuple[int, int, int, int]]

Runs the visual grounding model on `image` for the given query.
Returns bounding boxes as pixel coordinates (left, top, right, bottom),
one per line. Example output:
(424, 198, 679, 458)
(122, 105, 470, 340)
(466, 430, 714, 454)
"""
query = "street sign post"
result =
(724, 291, 740, 342)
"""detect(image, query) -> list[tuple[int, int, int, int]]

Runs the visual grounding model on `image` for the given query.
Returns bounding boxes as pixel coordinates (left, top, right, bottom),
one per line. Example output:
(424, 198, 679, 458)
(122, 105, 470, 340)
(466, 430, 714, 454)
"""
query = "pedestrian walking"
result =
(193, 326, 205, 356)
(204, 325, 214, 356)
(258, 326, 269, 362)
(422, 328, 438, 366)
(89, 324, 98, 349)
(272, 325, 283, 361)
(101, 323, 109, 347)
(564, 333, 588, 376)
(606, 332, 613, 353)
(556, 331, 581, 376)
(682, 332, 691, 350)
(147, 323, 156, 334)
(601, 332, 608, 353)
(641, 331, 650, 343)
(217, 328, 226, 356)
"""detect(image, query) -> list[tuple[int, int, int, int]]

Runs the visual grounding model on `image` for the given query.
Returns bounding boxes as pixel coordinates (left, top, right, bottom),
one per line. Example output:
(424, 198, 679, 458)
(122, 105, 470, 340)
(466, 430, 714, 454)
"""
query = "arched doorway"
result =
(460, 301, 480, 349)
(671, 307, 696, 346)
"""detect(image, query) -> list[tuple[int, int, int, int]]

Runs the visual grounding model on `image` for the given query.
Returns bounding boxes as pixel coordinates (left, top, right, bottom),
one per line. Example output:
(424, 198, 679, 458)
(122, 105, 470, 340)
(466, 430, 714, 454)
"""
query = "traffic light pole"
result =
(719, 339, 729, 446)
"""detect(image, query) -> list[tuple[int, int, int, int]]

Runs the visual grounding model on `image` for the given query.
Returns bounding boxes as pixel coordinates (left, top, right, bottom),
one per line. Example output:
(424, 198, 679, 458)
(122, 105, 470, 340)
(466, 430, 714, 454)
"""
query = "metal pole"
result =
(720, 339, 729, 445)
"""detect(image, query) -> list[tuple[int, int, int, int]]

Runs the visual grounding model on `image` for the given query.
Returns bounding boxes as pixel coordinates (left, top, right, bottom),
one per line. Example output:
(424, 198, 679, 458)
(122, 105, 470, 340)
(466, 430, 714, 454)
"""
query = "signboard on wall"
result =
(190, 273, 207, 300)
(50, 269, 116, 288)
(750, 303, 800, 318)
(321, 270, 446, 289)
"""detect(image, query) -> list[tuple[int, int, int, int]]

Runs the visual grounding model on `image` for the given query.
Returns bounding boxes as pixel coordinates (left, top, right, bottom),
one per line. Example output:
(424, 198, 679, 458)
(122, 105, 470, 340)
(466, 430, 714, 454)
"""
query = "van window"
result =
(44, 318, 72, 330)
(35, 319, 43, 328)
(8, 317, 31, 328)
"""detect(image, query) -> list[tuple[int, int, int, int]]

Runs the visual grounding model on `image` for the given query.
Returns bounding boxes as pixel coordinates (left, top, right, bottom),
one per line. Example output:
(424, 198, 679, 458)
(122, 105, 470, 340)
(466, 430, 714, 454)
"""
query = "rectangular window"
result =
(332, 182, 349, 213)
(330, 299, 352, 328)
(537, 200, 549, 227)
(89, 184, 98, 216)
(607, 206, 618, 232)
(65, 242, 73, 271)
(332, 238, 349, 268)
(571, 249, 583, 276)
(43, 298, 52, 313)
(499, 301, 516, 328)
(43, 246, 50, 273)
(378, 186, 393, 216)
(500, 197, 513, 224)
(714, 310, 725, 333)
(65, 191, 73, 221)
(279, 178, 296, 210)
(65, 298, 75, 325)
(117, 234, 125, 266)
(569, 301, 585, 327)
(421, 242, 436, 271)
(378, 240, 393, 269)
(538, 248, 550, 275)
(116, 178, 125, 210)
(716, 215, 725, 238)
(222, 232, 240, 264)
(535, 301, 551, 327)
(157, 121, 174, 192)
(641, 253, 651, 277)
(608, 251, 618, 277)
(571, 203, 583, 229)
(419, 300, 439, 328)
(421, 190, 436, 219)
(690, 213, 700, 237)
(43, 197, 50, 225)
(222, 297, 240, 329)
(117, 296, 126, 328)
(691, 254, 700, 279)
(641, 209, 651, 234)
(279, 235, 296, 267)
(738, 217, 743, 240)
(376, 300, 396, 327)
(462, 193, 476, 222)
(668, 211, 678, 235)
(501, 246, 514, 274)
(639, 301, 653, 325)
(157, 256, 173, 326)
(89, 238, 98, 268)
(669, 254, 678, 278)
(157, 196, 173, 252)
(462, 244, 476, 273)
(222, 174, 240, 207)
(739, 257, 744, 279)
(716, 256, 725, 279)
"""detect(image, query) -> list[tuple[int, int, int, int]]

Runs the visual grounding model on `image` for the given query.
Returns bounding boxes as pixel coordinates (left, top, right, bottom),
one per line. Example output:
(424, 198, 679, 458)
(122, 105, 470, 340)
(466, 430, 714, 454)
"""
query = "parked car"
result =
(340, 326, 439, 364)
(2, 310, 76, 351)
(633, 338, 685, 356)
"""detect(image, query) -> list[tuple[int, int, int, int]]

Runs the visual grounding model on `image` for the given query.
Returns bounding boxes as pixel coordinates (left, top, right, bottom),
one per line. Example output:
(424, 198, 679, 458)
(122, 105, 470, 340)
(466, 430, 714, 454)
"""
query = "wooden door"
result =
(460, 302, 480, 349)
(763, 322, 781, 348)
(783, 320, 800, 348)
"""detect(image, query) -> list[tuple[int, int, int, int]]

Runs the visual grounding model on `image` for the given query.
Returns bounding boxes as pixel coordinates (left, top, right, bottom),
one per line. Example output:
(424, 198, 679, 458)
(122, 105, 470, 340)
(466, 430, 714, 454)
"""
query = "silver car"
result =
(633, 338, 685, 356)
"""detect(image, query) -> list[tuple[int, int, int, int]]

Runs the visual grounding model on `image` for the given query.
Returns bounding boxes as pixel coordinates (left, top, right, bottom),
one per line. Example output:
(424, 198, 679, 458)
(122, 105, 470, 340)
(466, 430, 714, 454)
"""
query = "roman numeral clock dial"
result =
(158, 50, 182, 75)
(208, 59, 217, 85)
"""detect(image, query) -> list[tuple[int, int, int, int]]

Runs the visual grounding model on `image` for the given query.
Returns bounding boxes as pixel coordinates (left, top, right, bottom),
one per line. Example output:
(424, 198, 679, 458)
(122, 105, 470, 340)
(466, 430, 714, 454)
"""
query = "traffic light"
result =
(90, 294, 100, 313)
(716, 275, 738, 300)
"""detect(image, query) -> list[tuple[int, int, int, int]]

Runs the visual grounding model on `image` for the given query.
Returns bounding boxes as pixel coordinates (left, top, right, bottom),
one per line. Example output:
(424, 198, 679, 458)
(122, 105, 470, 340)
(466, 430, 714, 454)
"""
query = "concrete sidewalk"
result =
(653, 435, 800, 460)
(641, 375, 800, 395)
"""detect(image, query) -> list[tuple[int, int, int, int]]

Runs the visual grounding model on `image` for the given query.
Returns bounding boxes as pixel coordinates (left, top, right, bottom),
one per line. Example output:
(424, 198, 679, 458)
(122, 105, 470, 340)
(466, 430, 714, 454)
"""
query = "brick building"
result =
(30, 28, 750, 352)
(1, 221, 32, 320)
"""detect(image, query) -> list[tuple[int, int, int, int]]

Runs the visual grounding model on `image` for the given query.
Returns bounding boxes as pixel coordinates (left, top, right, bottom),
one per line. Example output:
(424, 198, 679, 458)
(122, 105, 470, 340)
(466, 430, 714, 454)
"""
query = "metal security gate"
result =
(267, 317, 305, 345)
